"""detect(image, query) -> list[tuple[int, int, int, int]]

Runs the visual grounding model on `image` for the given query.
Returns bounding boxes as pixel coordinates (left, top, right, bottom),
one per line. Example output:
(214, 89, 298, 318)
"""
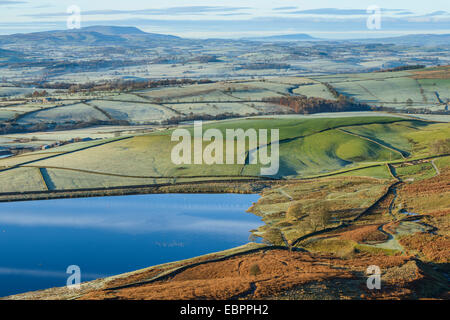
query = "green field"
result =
(1, 115, 448, 193)
(0, 167, 47, 193)
(395, 162, 437, 181)
(332, 165, 392, 179)
(89, 100, 177, 123)
(18, 103, 109, 124)
(311, 66, 450, 111)
(1, 67, 449, 193)
(293, 83, 337, 100)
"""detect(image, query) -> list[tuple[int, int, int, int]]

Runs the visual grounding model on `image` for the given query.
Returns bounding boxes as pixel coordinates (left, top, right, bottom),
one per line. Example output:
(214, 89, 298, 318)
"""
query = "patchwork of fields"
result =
(1, 66, 448, 130)
(311, 66, 450, 111)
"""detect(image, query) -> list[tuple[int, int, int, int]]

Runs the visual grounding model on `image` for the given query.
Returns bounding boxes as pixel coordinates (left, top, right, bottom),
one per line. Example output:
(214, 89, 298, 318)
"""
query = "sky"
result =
(0, 0, 449, 38)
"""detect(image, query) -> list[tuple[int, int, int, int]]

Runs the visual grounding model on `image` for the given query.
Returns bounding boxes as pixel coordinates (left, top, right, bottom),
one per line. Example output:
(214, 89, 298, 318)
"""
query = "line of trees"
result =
(0, 119, 130, 135)
(23, 78, 214, 93)
(263, 95, 371, 114)
(376, 65, 426, 72)
(323, 82, 340, 98)
(162, 112, 262, 125)
(236, 63, 291, 70)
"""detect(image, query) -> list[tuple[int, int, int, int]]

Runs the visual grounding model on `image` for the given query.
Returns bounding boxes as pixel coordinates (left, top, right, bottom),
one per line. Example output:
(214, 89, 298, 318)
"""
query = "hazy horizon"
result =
(0, 0, 449, 39)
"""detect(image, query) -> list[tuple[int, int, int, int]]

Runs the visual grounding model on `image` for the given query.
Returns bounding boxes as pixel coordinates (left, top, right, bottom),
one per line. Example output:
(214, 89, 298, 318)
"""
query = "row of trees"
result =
(258, 201, 333, 246)
(376, 65, 425, 72)
(0, 119, 130, 135)
(162, 112, 262, 125)
(25, 90, 49, 98)
(264, 95, 370, 114)
(67, 78, 214, 93)
(323, 82, 340, 98)
(237, 63, 291, 70)
(286, 201, 332, 233)
(24, 78, 214, 93)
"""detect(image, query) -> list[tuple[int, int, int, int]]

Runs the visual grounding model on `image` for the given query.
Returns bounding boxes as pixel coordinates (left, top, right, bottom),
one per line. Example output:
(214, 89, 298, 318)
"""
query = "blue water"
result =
(0, 194, 261, 297)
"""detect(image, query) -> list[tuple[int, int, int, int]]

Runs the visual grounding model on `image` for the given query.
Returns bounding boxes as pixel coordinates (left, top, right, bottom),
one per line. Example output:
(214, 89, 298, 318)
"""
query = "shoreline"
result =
(0, 179, 277, 203)
(0, 190, 271, 299)
(0, 242, 273, 300)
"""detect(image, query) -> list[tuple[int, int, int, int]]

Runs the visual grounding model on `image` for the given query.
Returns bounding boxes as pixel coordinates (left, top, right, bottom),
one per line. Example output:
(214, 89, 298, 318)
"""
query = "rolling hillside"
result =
(0, 116, 448, 194)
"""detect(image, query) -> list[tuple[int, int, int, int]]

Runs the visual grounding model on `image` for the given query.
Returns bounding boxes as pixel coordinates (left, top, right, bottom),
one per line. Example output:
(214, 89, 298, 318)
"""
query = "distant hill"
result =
(1, 27, 448, 48)
(243, 33, 450, 45)
(243, 33, 317, 42)
(78, 26, 147, 35)
(0, 26, 183, 47)
(351, 34, 450, 46)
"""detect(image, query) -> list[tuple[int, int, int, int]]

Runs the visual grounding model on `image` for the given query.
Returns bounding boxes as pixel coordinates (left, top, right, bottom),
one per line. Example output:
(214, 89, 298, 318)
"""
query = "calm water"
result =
(0, 194, 261, 297)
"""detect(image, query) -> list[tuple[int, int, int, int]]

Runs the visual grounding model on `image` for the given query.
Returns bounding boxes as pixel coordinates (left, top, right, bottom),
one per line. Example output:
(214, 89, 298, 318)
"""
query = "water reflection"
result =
(0, 194, 261, 297)
(0, 194, 259, 234)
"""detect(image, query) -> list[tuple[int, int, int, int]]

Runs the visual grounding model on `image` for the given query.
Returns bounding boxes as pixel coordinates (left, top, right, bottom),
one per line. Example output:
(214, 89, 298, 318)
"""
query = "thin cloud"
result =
(394, 11, 415, 15)
(423, 10, 448, 17)
(0, 0, 26, 5)
(286, 8, 413, 15)
(273, 6, 298, 11)
(0, 211, 258, 234)
(24, 6, 251, 18)
(218, 13, 250, 17)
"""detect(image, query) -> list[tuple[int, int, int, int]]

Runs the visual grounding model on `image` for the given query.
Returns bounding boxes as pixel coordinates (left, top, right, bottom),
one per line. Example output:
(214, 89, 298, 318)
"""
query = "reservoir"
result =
(0, 193, 261, 297)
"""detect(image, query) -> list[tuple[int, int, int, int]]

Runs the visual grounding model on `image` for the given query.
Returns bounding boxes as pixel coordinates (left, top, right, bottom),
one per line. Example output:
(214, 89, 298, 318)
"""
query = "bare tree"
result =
(306, 202, 332, 232)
